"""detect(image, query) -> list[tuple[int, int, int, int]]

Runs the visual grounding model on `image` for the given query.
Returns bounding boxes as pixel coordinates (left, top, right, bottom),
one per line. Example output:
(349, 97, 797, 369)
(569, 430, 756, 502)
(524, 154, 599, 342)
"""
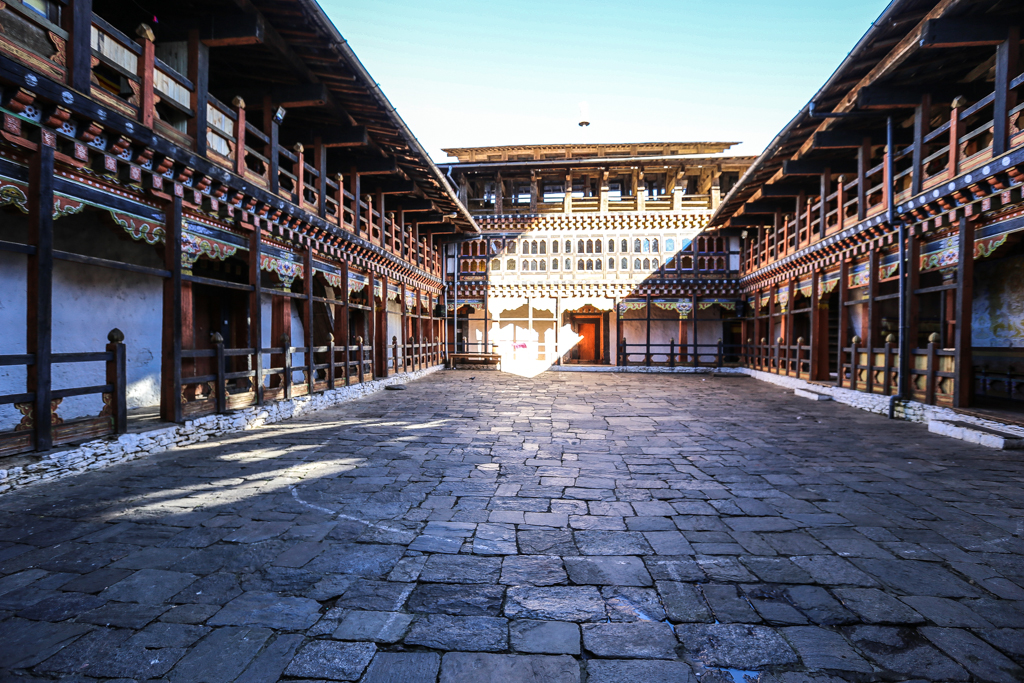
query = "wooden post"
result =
(866, 249, 879, 394)
(106, 329, 127, 434)
(188, 29, 209, 157)
(263, 96, 279, 194)
(327, 333, 335, 390)
(161, 192, 183, 423)
(341, 261, 350, 386)
(926, 334, 938, 405)
(304, 248, 315, 394)
(212, 331, 226, 413)
(249, 224, 264, 405)
(66, 0, 93, 93)
(357, 336, 365, 384)
(599, 170, 609, 213)
(136, 24, 156, 130)
(349, 168, 361, 235)
(993, 27, 1019, 158)
(669, 338, 675, 368)
(392, 336, 398, 375)
(850, 336, 860, 391)
(635, 171, 645, 212)
(949, 100, 963, 178)
(836, 259, 849, 386)
(234, 97, 247, 177)
(908, 230, 921, 351)
(281, 332, 292, 399)
(911, 94, 930, 195)
(836, 176, 846, 232)
(28, 137, 55, 450)
(564, 172, 573, 213)
(293, 144, 305, 206)
(495, 173, 504, 214)
(883, 335, 893, 395)
(818, 171, 830, 240)
(315, 138, 327, 219)
(529, 172, 538, 213)
(954, 216, 974, 407)
(857, 137, 870, 221)
(810, 270, 822, 380)
(645, 294, 651, 367)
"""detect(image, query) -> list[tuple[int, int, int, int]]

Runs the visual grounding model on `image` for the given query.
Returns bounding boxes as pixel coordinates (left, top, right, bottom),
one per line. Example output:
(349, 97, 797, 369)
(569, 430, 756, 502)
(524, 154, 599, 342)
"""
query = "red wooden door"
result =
(578, 322, 597, 361)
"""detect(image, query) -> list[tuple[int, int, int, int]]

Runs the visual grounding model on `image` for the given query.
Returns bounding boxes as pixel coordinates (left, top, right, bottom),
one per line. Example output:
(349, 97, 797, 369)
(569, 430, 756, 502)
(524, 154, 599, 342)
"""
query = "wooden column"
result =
(494, 173, 504, 214)
(865, 249, 879, 393)
(270, 286, 291, 389)
(28, 134, 55, 449)
(857, 137, 870, 220)
(635, 171, 645, 212)
(954, 217, 974, 407)
(368, 272, 380, 377)
(376, 191, 385, 245)
(137, 25, 156, 129)
(564, 172, 573, 213)
(993, 27, 1019, 158)
(304, 248, 315, 393)
(810, 270, 823, 380)
(818, 170, 830, 239)
(911, 94, 930, 195)
(161, 192, 184, 423)
(315, 138, 326, 218)
(529, 172, 538, 213)
(65, 0, 93, 93)
(263, 96, 279, 194)
(836, 176, 846, 231)
(188, 28, 209, 157)
(907, 229, 921, 351)
(598, 171, 609, 213)
(645, 293, 651, 366)
(949, 100, 963, 177)
(836, 258, 849, 386)
(341, 261, 350, 385)
(249, 224, 263, 405)
(690, 294, 698, 365)
(349, 168, 361, 235)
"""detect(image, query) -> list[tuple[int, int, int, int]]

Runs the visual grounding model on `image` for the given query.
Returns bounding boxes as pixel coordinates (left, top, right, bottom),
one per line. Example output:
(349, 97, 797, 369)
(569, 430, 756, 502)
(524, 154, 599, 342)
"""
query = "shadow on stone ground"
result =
(0, 370, 1022, 682)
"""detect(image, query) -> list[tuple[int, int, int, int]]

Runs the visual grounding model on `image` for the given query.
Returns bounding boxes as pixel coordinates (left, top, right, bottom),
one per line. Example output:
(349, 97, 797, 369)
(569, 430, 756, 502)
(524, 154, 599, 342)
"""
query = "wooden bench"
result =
(448, 353, 502, 371)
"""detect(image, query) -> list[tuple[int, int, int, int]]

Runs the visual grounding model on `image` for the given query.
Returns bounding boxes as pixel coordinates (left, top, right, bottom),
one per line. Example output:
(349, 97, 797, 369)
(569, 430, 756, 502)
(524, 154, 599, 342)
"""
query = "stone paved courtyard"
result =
(1, 371, 1023, 682)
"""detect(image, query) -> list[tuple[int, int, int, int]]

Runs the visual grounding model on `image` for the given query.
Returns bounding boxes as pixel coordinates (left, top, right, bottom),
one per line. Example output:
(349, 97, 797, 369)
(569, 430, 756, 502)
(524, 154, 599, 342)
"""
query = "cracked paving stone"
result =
(845, 625, 968, 679)
(582, 621, 678, 659)
(207, 591, 320, 630)
(564, 555, 652, 586)
(404, 614, 508, 651)
(676, 623, 799, 669)
(100, 568, 197, 604)
(439, 652, 580, 683)
(419, 554, 501, 583)
(305, 543, 406, 578)
(574, 531, 653, 555)
(505, 585, 607, 622)
(920, 627, 1024, 683)
(782, 626, 873, 673)
(656, 581, 712, 623)
(510, 619, 581, 654)
(332, 610, 415, 642)
(602, 586, 666, 622)
(166, 625, 273, 683)
(585, 659, 697, 683)
(832, 588, 924, 624)
(407, 583, 505, 616)
(500, 555, 567, 586)
(361, 651, 441, 683)
(283, 640, 377, 681)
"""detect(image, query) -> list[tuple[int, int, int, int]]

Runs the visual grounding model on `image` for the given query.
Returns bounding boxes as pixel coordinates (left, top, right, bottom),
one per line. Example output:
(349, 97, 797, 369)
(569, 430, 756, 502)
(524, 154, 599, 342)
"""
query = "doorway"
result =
(578, 322, 598, 361)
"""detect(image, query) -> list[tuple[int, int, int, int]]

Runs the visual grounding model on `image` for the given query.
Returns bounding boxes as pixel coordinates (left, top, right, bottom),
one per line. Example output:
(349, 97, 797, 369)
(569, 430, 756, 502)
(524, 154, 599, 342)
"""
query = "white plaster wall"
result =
(259, 293, 307, 385)
(0, 253, 163, 429)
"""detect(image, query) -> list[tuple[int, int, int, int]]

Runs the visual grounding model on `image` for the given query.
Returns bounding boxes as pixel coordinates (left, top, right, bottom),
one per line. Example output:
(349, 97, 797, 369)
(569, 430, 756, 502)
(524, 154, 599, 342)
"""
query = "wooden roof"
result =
(707, 0, 1024, 229)
(94, 0, 477, 233)
(443, 142, 738, 163)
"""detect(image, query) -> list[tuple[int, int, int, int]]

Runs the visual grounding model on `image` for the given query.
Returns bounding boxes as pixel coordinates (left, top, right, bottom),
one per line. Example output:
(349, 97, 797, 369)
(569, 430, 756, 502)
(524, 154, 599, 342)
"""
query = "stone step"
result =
(928, 419, 1024, 450)
(795, 388, 832, 401)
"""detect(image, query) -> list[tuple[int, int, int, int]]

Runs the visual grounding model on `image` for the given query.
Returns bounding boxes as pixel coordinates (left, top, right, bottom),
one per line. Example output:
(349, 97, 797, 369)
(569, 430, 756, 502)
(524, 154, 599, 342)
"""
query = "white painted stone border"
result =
(550, 364, 1024, 439)
(0, 365, 444, 495)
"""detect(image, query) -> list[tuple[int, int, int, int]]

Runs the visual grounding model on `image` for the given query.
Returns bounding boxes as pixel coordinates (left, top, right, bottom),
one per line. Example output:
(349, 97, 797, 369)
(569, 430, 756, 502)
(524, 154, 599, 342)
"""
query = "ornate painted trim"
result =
(618, 301, 648, 313)
(0, 177, 28, 213)
(849, 262, 871, 288)
(260, 253, 303, 286)
(52, 194, 83, 220)
(109, 209, 165, 244)
(183, 231, 238, 269)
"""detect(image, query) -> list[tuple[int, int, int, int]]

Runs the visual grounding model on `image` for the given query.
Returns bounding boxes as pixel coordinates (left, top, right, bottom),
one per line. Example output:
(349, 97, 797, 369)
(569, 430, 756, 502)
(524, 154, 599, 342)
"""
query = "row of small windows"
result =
(490, 258, 662, 271)
(471, 237, 677, 256)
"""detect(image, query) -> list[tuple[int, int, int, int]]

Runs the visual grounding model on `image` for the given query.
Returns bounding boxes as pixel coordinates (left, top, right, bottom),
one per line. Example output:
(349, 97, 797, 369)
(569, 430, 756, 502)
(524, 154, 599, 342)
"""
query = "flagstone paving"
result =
(1, 370, 1023, 682)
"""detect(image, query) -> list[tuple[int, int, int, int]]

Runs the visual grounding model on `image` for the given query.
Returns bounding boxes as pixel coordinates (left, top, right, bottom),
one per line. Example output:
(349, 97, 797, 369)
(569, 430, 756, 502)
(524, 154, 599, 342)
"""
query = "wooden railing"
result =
(180, 332, 376, 418)
(744, 338, 813, 379)
(618, 339, 730, 368)
(391, 336, 443, 374)
(0, 329, 127, 456)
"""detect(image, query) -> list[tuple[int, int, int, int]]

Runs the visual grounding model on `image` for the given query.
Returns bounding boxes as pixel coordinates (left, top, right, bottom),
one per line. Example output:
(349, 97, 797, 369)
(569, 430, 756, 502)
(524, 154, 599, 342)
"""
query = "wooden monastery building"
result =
(0, 0, 477, 457)
(706, 0, 1024, 418)
(441, 143, 755, 368)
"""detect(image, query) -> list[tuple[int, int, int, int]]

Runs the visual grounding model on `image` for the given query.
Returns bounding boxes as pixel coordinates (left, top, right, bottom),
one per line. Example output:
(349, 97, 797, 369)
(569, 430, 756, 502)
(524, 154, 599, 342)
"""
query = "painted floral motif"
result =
(819, 273, 839, 297)
(849, 263, 871, 288)
(110, 210, 165, 244)
(260, 253, 302, 286)
(319, 270, 343, 288)
(975, 234, 1008, 259)
(0, 179, 29, 213)
(183, 232, 238, 269)
(698, 301, 736, 311)
(879, 263, 900, 279)
(618, 301, 647, 313)
(52, 194, 84, 220)
(796, 279, 813, 298)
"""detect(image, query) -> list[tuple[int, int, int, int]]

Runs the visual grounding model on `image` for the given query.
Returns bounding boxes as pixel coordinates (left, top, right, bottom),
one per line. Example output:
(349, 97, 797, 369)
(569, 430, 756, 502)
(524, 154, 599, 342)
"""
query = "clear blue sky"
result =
(318, 0, 891, 163)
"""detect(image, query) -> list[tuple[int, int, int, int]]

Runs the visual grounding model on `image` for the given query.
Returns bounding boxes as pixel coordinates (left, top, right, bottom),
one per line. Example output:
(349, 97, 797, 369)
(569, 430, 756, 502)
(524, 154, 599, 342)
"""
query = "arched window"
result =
(652, 239, 659, 253)
(595, 259, 602, 270)
(586, 239, 593, 254)
(508, 259, 516, 270)
(491, 259, 500, 270)
(508, 242, 516, 254)
(634, 238, 641, 253)
(586, 259, 594, 271)
(578, 239, 585, 254)
(652, 258, 659, 269)
(609, 257, 615, 269)
(539, 259, 546, 271)
(522, 260, 528, 271)
(552, 241, 559, 254)
(621, 257, 628, 269)
(643, 238, 650, 253)
(665, 238, 675, 252)
(552, 258, 559, 270)
(530, 241, 538, 255)
(578, 259, 585, 270)
(531, 260, 538, 271)
(643, 258, 650, 269)
(565, 258, 571, 270)
(595, 240, 602, 254)
(621, 239, 628, 253)
(634, 258, 641, 269)
(539, 241, 546, 254)
(608, 239, 614, 253)
(565, 240, 572, 253)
